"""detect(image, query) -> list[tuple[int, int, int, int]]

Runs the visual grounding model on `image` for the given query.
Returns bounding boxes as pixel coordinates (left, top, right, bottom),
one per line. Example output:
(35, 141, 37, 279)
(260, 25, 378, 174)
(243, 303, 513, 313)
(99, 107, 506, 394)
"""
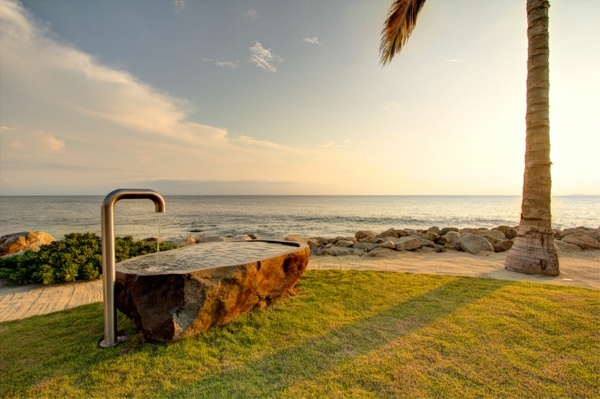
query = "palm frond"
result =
(380, 0, 427, 65)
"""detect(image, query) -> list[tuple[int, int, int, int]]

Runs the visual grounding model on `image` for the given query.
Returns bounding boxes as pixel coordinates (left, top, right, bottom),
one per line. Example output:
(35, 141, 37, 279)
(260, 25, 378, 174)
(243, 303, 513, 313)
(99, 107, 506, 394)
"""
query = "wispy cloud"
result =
(316, 140, 335, 148)
(244, 9, 258, 19)
(303, 37, 322, 46)
(173, 0, 186, 12)
(445, 58, 463, 63)
(203, 58, 239, 69)
(0, 125, 16, 132)
(235, 135, 303, 153)
(2, 0, 373, 195)
(248, 42, 282, 72)
(382, 101, 402, 113)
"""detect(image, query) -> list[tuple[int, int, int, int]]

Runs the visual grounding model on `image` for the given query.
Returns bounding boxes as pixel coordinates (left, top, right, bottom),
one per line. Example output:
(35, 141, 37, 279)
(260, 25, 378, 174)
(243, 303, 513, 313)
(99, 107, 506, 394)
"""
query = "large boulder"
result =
(456, 234, 494, 254)
(394, 236, 421, 251)
(474, 229, 506, 244)
(494, 225, 518, 240)
(555, 240, 582, 253)
(377, 228, 399, 239)
(440, 227, 459, 236)
(561, 233, 600, 250)
(115, 240, 310, 343)
(355, 230, 378, 241)
(0, 231, 56, 256)
(436, 231, 462, 245)
(493, 239, 514, 253)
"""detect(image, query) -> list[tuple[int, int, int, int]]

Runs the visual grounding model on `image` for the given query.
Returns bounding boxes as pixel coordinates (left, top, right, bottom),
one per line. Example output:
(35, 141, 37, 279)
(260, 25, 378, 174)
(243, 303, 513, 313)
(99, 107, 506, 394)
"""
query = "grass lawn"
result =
(1, 270, 598, 398)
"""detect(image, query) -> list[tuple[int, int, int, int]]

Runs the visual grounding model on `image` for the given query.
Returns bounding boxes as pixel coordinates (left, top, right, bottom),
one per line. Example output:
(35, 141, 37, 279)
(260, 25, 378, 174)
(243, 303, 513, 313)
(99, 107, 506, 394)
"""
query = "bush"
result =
(0, 233, 179, 285)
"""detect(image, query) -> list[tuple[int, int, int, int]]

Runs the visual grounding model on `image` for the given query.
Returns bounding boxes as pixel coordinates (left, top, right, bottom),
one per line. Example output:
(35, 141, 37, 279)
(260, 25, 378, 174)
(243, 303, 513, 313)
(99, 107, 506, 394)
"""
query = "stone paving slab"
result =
(1, 250, 598, 323)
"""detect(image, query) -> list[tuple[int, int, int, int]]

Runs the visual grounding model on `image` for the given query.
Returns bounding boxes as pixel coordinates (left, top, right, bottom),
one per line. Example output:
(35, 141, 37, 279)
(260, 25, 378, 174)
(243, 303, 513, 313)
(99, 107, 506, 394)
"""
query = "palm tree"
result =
(380, 0, 559, 276)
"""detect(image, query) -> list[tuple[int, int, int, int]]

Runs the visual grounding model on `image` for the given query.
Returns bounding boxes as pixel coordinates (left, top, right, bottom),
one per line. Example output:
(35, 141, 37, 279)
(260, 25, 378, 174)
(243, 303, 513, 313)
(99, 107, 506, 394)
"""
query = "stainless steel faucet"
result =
(99, 189, 166, 348)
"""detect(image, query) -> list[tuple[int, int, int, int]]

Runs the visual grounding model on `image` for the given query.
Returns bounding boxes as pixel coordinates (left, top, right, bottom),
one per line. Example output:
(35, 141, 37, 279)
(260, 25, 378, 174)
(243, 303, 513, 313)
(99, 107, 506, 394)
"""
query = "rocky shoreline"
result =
(183, 225, 600, 258)
(283, 226, 599, 257)
(2, 226, 599, 259)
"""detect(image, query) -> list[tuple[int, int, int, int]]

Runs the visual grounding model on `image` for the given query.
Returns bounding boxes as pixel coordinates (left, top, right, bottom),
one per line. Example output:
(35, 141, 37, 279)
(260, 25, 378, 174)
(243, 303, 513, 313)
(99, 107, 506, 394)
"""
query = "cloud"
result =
(0, 125, 16, 132)
(1, 0, 229, 146)
(248, 42, 282, 72)
(1, 129, 64, 154)
(316, 140, 335, 148)
(173, 0, 186, 12)
(2, 0, 344, 195)
(203, 58, 239, 69)
(43, 132, 65, 152)
(445, 58, 463, 63)
(244, 9, 258, 19)
(303, 37, 322, 46)
(382, 101, 402, 113)
(235, 135, 303, 153)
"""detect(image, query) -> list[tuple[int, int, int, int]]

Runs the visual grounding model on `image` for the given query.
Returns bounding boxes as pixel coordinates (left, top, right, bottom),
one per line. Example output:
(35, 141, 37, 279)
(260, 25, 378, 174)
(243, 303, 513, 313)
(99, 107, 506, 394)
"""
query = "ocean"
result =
(0, 196, 598, 242)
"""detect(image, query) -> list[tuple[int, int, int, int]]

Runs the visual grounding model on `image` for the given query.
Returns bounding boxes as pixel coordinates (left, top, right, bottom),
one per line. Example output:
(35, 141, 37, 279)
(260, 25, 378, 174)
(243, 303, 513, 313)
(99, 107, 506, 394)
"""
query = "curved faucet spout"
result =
(102, 188, 166, 213)
(99, 188, 166, 348)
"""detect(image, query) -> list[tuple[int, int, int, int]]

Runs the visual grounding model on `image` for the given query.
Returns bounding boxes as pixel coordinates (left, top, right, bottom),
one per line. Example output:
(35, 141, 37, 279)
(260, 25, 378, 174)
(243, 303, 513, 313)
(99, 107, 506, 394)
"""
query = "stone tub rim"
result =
(116, 239, 308, 275)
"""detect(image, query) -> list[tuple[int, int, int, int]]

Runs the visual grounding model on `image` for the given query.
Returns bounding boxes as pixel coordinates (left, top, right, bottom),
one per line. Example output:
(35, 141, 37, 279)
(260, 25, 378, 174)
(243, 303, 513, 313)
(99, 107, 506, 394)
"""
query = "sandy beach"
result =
(0, 250, 598, 323)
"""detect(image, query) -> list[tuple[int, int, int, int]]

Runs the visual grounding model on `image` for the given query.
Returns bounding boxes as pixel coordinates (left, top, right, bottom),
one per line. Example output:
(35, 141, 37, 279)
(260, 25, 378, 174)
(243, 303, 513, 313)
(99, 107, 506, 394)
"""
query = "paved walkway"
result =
(1, 251, 598, 323)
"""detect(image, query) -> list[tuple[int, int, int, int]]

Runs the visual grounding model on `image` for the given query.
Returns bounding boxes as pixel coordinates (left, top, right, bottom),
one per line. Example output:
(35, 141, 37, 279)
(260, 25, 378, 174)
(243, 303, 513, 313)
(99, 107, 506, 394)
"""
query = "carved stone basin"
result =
(115, 240, 310, 342)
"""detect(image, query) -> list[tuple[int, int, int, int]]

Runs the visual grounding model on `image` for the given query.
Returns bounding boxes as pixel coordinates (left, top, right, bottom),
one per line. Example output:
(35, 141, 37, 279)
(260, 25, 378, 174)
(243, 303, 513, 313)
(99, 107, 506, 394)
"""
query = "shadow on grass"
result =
(171, 277, 513, 398)
(0, 273, 513, 398)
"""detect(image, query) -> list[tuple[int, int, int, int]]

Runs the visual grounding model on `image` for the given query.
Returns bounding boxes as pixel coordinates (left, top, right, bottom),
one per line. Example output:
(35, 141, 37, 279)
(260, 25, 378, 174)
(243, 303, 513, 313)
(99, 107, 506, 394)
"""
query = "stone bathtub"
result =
(114, 240, 310, 342)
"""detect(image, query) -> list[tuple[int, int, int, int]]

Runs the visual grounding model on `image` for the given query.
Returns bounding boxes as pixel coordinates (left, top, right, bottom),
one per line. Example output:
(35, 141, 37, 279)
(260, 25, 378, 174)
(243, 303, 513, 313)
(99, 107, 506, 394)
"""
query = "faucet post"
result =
(99, 189, 166, 348)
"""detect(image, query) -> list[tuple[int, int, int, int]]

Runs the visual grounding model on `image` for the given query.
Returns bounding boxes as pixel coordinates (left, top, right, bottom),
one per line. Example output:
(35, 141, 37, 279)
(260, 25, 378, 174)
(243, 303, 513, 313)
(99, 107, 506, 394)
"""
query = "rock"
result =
(584, 229, 600, 242)
(185, 236, 198, 245)
(308, 237, 328, 246)
(329, 236, 354, 244)
(425, 232, 440, 241)
(492, 239, 513, 252)
(366, 247, 396, 257)
(284, 235, 309, 244)
(456, 234, 494, 254)
(377, 228, 399, 239)
(436, 231, 462, 245)
(236, 235, 255, 241)
(558, 227, 587, 239)
(361, 236, 384, 244)
(378, 240, 396, 249)
(427, 226, 441, 235)
(561, 233, 600, 250)
(355, 230, 378, 241)
(335, 239, 355, 248)
(410, 232, 427, 240)
(413, 236, 437, 248)
(555, 240, 582, 253)
(323, 246, 361, 256)
(440, 227, 459, 235)
(494, 225, 517, 240)
(474, 229, 506, 244)
(115, 240, 310, 342)
(0, 231, 56, 256)
(394, 236, 421, 251)
(352, 242, 379, 252)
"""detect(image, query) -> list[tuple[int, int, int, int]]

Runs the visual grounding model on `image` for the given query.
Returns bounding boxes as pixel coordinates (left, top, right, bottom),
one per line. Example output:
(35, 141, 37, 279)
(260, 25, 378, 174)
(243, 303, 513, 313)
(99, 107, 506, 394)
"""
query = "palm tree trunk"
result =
(505, 0, 559, 276)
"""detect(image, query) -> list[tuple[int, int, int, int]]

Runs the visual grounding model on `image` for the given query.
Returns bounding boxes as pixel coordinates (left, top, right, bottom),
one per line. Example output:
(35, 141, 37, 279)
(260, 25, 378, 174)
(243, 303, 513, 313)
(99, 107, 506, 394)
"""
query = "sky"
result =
(0, 0, 598, 196)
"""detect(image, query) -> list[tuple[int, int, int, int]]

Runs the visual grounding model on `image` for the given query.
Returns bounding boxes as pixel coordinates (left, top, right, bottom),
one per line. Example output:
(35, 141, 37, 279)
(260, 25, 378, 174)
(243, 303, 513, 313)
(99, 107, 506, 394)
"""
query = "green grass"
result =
(1, 270, 598, 398)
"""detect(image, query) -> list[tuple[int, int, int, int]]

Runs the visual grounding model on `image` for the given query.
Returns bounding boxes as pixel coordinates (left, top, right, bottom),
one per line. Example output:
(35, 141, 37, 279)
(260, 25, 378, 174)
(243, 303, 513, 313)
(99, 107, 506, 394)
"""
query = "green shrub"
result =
(0, 233, 179, 286)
